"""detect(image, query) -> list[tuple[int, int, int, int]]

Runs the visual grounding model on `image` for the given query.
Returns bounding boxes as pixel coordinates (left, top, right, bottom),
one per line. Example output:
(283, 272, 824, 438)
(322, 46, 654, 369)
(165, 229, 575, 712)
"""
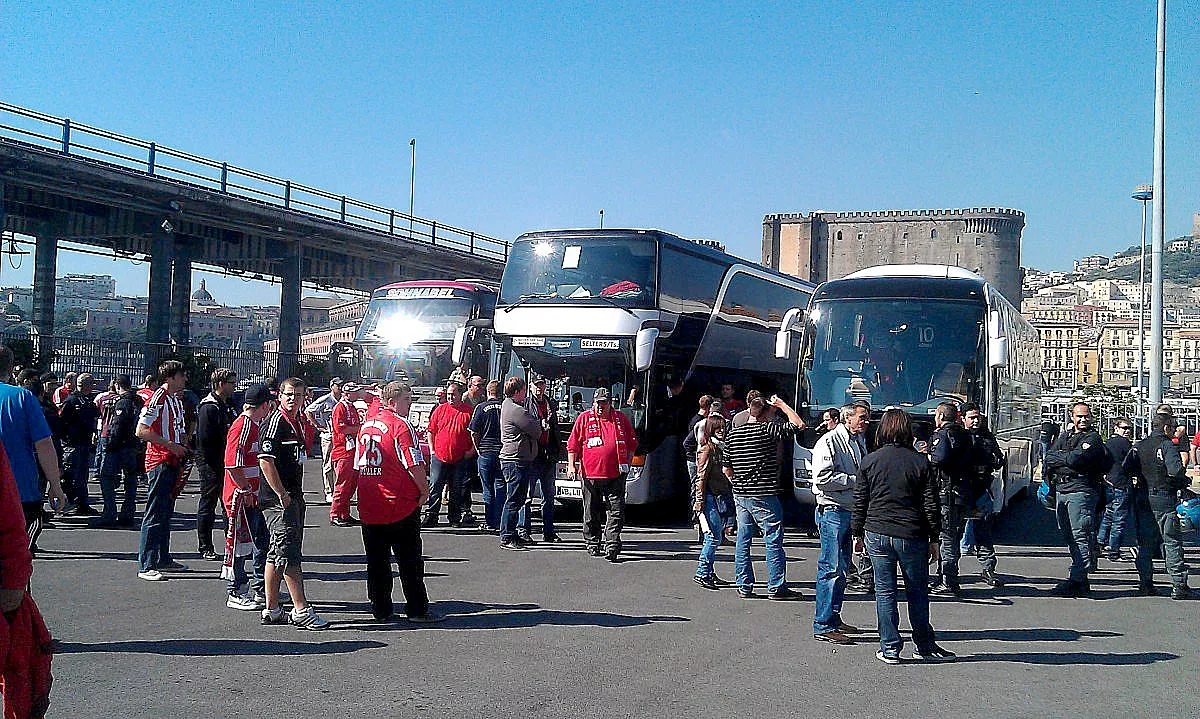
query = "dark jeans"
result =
(1096, 484, 1132, 557)
(581, 475, 626, 554)
(521, 456, 557, 536)
(425, 456, 473, 523)
(939, 501, 996, 586)
(865, 531, 937, 655)
(63, 444, 94, 507)
(228, 506, 268, 597)
(813, 505, 852, 634)
(362, 510, 429, 619)
(1149, 491, 1189, 588)
(139, 463, 180, 572)
(98, 444, 140, 521)
(196, 462, 223, 553)
(1055, 489, 1096, 582)
(499, 460, 531, 542)
(477, 452, 507, 531)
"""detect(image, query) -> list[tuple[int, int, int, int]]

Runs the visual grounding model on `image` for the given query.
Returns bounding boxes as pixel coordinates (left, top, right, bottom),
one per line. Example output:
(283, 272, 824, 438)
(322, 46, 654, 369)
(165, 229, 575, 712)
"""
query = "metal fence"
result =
(1042, 395, 1200, 438)
(0, 100, 509, 261)
(1, 332, 325, 387)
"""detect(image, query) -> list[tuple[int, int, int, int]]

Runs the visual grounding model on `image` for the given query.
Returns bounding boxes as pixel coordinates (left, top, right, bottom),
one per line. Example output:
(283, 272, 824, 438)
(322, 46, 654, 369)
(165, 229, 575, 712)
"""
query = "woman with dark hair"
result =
(852, 408, 955, 664)
(693, 414, 734, 590)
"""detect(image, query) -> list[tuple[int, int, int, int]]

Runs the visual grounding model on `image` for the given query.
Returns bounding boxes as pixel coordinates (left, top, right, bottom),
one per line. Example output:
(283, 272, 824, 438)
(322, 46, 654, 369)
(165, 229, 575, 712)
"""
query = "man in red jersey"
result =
(51, 372, 76, 409)
(355, 381, 441, 623)
(329, 384, 363, 527)
(567, 388, 637, 562)
(134, 360, 190, 581)
(221, 384, 274, 611)
(422, 378, 477, 527)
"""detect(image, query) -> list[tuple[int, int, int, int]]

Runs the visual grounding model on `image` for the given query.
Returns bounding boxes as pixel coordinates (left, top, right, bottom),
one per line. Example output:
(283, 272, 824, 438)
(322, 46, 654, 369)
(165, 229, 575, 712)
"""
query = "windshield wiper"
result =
(591, 294, 638, 316)
(502, 293, 556, 313)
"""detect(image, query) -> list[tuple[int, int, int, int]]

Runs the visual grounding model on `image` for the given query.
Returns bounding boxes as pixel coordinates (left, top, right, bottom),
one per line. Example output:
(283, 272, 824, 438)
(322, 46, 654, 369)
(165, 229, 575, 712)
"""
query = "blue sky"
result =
(2, 1, 1197, 302)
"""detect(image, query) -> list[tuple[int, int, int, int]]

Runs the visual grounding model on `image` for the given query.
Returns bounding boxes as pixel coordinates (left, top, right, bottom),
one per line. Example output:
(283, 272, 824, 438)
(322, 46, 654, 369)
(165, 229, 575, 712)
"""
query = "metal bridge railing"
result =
(0, 101, 509, 261)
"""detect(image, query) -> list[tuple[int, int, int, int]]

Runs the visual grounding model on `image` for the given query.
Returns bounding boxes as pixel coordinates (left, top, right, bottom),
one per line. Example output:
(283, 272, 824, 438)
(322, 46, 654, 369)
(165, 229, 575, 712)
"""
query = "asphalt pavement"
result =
(29, 462, 1200, 718)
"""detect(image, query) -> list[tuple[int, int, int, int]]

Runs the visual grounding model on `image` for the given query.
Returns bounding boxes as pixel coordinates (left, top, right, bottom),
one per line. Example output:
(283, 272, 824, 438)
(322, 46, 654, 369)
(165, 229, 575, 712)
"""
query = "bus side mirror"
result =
(634, 328, 659, 372)
(775, 307, 805, 360)
(988, 336, 1010, 368)
(451, 327, 470, 365)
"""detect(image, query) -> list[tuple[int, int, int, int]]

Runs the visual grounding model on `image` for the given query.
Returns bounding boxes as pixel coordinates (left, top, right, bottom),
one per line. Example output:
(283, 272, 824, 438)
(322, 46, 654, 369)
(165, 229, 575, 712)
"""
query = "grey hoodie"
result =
(500, 397, 542, 462)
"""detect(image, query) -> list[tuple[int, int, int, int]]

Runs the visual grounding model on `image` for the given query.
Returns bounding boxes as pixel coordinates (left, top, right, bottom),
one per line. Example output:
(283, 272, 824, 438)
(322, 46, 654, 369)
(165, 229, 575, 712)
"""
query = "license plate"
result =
(556, 484, 582, 499)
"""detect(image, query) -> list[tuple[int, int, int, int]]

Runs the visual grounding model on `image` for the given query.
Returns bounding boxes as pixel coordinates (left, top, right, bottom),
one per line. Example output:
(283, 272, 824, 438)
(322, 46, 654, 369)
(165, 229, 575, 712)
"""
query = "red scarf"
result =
(583, 408, 630, 472)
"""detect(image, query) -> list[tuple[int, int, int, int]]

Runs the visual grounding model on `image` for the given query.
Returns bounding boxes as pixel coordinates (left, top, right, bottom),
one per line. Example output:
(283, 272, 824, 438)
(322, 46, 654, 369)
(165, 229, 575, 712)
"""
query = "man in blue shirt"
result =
(0, 347, 67, 551)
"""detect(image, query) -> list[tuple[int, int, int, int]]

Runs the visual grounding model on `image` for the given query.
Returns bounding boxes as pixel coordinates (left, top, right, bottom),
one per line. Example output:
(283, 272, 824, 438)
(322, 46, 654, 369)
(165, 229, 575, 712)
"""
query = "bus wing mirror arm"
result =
(635, 328, 659, 372)
(775, 307, 805, 360)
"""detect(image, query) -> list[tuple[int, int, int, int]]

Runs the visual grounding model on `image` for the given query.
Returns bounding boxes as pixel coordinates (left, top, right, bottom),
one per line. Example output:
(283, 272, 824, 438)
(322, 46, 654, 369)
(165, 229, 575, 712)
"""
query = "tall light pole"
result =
(1149, 0, 1166, 405)
(1133, 184, 1152, 421)
(599, 209, 604, 229)
(409, 138, 416, 240)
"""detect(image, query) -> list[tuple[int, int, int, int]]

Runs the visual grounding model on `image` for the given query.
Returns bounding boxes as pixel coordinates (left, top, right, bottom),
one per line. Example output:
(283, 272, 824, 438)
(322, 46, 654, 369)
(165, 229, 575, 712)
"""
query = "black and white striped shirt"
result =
(722, 420, 799, 496)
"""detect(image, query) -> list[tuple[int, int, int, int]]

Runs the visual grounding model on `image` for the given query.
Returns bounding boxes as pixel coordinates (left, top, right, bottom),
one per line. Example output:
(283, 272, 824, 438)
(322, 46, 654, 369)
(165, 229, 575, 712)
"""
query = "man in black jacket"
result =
(963, 406, 1005, 587)
(93, 374, 143, 527)
(196, 368, 238, 560)
(1043, 401, 1108, 597)
(1123, 413, 1193, 599)
(59, 373, 100, 515)
(1097, 418, 1135, 563)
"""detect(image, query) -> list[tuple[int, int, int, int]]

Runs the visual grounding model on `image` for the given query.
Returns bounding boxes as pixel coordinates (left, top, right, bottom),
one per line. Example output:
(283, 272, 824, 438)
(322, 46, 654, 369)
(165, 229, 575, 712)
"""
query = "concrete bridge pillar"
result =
(31, 234, 57, 365)
(277, 242, 302, 378)
(170, 253, 191, 346)
(145, 226, 174, 372)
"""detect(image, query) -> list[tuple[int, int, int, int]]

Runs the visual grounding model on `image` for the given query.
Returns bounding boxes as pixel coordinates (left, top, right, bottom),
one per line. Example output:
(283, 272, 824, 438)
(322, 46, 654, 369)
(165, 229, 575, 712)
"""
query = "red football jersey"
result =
(139, 385, 185, 471)
(354, 408, 425, 525)
(331, 398, 361, 462)
(222, 414, 262, 510)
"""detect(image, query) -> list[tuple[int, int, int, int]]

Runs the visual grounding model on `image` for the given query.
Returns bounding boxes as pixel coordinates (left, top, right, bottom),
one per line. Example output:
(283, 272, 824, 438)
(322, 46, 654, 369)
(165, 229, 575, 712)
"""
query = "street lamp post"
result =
(1149, 0, 1167, 406)
(409, 138, 416, 240)
(1133, 183, 1153, 425)
(599, 209, 604, 229)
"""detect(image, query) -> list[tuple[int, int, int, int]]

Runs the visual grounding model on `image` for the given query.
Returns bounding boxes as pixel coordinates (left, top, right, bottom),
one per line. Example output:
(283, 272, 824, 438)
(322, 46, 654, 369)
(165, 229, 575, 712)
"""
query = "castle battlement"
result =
(764, 207, 1025, 222)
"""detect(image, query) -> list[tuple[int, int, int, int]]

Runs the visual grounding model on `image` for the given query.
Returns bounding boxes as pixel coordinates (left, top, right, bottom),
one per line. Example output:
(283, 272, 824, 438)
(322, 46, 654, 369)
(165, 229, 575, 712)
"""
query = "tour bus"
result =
(774, 265, 1041, 511)
(468, 228, 815, 507)
(329, 279, 496, 432)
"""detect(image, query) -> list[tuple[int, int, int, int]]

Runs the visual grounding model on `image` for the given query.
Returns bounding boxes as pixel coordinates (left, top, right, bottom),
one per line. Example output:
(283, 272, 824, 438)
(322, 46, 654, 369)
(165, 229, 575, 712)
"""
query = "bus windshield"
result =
(356, 297, 475, 345)
(803, 298, 984, 413)
(360, 343, 456, 389)
(502, 342, 646, 432)
(499, 236, 657, 307)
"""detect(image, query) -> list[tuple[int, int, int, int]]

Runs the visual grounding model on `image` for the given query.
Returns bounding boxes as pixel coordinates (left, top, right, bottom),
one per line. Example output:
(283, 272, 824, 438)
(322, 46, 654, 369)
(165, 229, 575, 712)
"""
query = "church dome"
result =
(191, 279, 217, 306)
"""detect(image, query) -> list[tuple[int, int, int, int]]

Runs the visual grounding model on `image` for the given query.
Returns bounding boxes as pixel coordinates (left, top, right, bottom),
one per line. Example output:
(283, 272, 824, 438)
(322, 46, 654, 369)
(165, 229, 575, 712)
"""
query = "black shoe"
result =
(407, 611, 446, 624)
(117, 516, 137, 528)
(89, 517, 118, 529)
(912, 644, 957, 663)
(500, 539, 529, 551)
(420, 516, 438, 528)
(199, 550, 220, 562)
(72, 504, 98, 517)
(980, 569, 1004, 587)
(1136, 583, 1160, 597)
(814, 631, 855, 645)
(605, 551, 619, 563)
(737, 588, 756, 599)
(587, 546, 603, 557)
(929, 582, 960, 597)
(517, 532, 538, 545)
(456, 515, 478, 529)
(1108, 552, 1129, 563)
(1171, 586, 1194, 600)
(711, 574, 732, 587)
(1052, 579, 1090, 598)
(693, 575, 720, 591)
(766, 587, 803, 601)
(542, 533, 563, 543)
(837, 622, 861, 634)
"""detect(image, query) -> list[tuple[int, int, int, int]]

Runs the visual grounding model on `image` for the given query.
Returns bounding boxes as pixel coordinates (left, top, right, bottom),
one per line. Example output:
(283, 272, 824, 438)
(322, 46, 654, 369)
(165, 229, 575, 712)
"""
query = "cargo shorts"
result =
(263, 498, 305, 570)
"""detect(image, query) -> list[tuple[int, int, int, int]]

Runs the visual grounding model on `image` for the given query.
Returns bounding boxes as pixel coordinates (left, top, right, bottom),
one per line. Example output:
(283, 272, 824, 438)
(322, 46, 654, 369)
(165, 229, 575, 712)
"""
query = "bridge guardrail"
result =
(0, 101, 509, 261)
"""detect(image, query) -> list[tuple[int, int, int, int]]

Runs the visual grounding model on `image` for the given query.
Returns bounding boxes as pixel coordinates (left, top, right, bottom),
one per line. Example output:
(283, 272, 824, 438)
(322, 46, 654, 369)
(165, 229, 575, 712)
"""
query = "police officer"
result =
(1043, 401, 1108, 598)
(963, 404, 1004, 588)
(1123, 413, 1194, 599)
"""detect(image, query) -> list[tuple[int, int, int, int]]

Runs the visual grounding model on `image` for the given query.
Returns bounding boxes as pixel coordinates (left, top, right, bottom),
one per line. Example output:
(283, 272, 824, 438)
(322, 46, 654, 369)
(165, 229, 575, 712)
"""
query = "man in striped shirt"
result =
(722, 394, 805, 600)
(135, 360, 190, 582)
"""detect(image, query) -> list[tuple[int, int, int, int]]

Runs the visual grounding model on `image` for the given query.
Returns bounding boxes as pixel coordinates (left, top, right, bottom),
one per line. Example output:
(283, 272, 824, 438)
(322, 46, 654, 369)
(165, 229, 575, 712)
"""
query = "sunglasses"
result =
(1117, 425, 1132, 431)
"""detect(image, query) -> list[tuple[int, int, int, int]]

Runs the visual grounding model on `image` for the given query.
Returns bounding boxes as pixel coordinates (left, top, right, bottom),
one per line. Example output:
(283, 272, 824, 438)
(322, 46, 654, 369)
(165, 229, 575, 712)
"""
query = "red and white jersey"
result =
(222, 413, 262, 510)
(139, 384, 186, 471)
(354, 407, 425, 525)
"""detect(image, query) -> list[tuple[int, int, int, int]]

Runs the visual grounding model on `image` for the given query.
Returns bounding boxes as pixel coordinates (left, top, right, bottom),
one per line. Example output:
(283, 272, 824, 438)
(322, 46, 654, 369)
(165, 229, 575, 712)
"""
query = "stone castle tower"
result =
(761, 207, 1025, 304)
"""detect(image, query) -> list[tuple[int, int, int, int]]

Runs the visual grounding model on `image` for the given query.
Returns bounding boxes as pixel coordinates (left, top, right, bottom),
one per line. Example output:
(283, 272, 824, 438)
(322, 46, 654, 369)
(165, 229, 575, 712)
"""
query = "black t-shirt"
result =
(468, 399, 504, 454)
(258, 409, 306, 507)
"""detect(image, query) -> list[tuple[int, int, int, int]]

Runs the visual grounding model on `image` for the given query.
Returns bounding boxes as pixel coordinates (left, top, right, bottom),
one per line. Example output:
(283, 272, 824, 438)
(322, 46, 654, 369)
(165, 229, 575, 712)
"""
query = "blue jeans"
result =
(477, 452, 506, 530)
(865, 531, 936, 655)
(733, 495, 787, 594)
(425, 455, 473, 523)
(63, 444, 94, 507)
(499, 460, 531, 542)
(229, 506, 268, 597)
(520, 457, 557, 536)
(694, 493, 729, 579)
(98, 444, 140, 521)
(1056, 489, 1096, 582)
(813, 505, 853, 634)
(1096, 485, 1131, 557)
(139, 463, 180, 572)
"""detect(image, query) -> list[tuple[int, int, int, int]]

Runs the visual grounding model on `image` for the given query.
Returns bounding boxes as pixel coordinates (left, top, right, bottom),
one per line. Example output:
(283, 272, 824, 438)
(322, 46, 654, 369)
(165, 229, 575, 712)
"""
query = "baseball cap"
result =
(244, 383, 274, 407)
(593, 388, 610, 402)
(329, 376, 344, 386)
(532, 376, 547, 386)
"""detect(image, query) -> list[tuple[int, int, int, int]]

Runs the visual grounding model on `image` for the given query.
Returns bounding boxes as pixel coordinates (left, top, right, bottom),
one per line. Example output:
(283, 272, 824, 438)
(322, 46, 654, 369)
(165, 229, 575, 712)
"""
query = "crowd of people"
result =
(0, 345, 1196, 672)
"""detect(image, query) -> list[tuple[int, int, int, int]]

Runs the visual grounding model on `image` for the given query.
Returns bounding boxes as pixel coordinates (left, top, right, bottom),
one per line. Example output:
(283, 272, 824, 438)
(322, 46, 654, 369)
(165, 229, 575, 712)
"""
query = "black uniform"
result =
(930, 424, 996, 588)
(195, 393, 237, 555)
(97, 389, 144, 523)
(1044, 427, 1109, 587)
(1123, 432, 1191, 593)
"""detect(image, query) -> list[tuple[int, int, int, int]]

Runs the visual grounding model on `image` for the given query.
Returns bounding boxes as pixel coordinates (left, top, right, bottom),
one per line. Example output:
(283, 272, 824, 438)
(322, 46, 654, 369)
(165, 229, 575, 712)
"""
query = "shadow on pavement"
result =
(56, 639, 387, 656)
(935, 628, 1122, 642)
(956, 651, 1178, 665)
(329, 600, 689, 631)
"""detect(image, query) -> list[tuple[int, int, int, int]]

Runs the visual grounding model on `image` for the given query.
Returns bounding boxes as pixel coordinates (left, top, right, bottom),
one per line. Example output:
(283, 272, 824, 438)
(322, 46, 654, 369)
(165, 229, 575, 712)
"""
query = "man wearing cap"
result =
(522, 376, 563, 543)
(567, 388, 637, 561)
(221, 383, 273, 610)
(423, 378, 478, 527)
(304, 377, 344, 505)
(330, 380, 363, 527)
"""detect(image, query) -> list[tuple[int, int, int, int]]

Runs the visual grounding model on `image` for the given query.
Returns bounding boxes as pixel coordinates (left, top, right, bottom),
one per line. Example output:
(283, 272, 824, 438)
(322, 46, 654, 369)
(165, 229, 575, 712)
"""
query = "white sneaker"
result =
(261, 607, 287, 625)
(324, 492, 334, 505)
(227, 594, 261, 611)
(137, 569, 166, 582)
(289, 606, 330, 630)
